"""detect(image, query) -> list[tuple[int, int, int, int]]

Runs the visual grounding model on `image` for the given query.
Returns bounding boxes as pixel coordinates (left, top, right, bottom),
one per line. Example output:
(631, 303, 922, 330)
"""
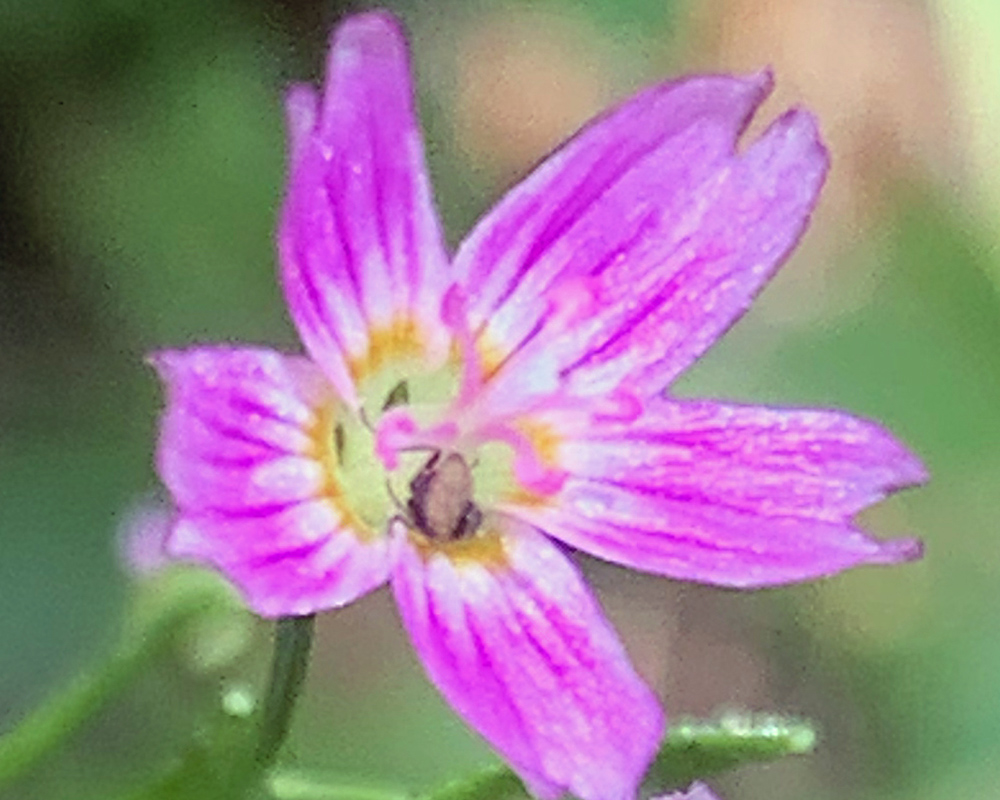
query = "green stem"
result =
(0, 576, 225, 790)
(255, 615, 316, 770)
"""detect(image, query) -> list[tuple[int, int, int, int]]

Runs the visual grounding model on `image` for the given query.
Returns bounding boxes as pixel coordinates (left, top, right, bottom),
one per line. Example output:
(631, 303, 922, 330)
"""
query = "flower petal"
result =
(566, 109, 828, 395)
(504, 399, 925, 587)
(152, 347, 392, 616)
(279, 11, 451, 405)
(392, 521, 664, 800)
(454, 71, 828, 398)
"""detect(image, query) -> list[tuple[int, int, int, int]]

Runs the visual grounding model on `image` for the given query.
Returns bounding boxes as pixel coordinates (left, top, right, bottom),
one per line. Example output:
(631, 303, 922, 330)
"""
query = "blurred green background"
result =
(1, 0, 998, 798)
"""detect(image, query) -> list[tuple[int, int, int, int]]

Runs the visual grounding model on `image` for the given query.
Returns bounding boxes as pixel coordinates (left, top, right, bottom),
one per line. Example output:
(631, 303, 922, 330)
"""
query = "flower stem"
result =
(255, 615, 316, 770)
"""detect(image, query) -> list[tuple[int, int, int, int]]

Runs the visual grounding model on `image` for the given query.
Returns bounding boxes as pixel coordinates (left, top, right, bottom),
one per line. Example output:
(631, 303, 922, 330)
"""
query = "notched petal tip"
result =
(894, 450, 931, 489)
(725, 107, 829, 236)
(146, 348, 187, 383)
(623, 68, 776, 158)
(330, 8, 408, 52)
(748, 65, 775, 93)
(730, 66, 774, 134)
(513, 400, 927, 588)
(831, 411, 930, 497)
(320, 9, 417, 136)
(456, 63, 832, 397)
(763, 107, 831, 183)
(324, 10, 411, 107)
(641, 66, 774, 148)
(871, 535, 924, 565)
(279, 8, 451, 397)
(145, 348, 170, 368)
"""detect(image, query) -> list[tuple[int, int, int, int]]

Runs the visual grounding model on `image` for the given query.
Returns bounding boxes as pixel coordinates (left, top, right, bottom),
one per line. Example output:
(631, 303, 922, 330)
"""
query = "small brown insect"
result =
(407, 452, 483, 540)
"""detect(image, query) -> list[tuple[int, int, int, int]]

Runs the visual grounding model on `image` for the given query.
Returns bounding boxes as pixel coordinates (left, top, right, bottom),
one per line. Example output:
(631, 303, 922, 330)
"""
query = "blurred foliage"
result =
(1, 1, 999, 799)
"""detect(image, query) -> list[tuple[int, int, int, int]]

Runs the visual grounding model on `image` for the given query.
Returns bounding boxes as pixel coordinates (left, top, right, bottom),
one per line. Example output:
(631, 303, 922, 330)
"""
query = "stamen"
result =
(475, 420, 568, 496)
(374, 407, 460, 471)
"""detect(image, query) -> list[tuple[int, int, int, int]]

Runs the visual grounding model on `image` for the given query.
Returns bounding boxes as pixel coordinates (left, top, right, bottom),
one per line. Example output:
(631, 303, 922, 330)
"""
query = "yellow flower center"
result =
(322, 316, 556, 563)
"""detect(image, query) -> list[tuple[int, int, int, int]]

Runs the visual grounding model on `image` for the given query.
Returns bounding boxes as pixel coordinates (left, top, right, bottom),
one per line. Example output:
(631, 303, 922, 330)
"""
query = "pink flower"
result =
(151, 11, 925, 800)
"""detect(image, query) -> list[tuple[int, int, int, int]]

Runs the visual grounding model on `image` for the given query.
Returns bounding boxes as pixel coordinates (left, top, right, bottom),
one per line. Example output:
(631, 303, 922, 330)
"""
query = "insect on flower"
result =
(151, 10, 926, 800)
(405, 451, 484, 541)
